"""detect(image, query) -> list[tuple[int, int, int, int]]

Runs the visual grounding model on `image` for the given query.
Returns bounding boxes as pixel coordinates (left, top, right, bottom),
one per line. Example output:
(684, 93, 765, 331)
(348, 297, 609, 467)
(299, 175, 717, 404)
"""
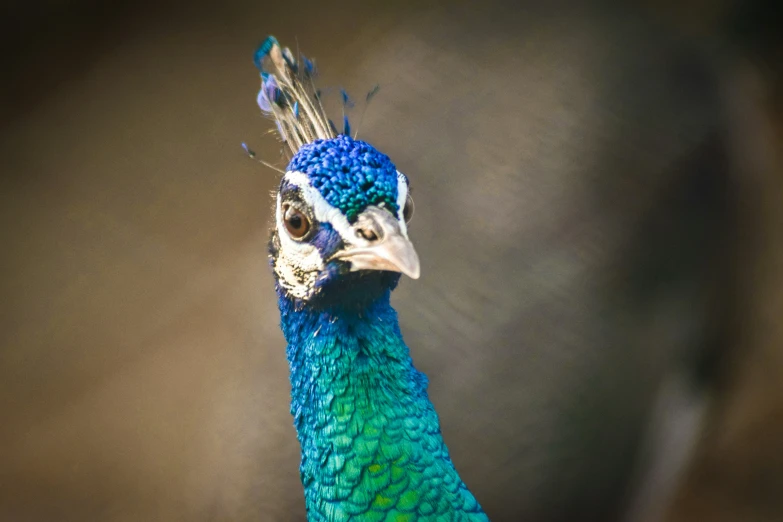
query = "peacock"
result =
(250, 36, 490, 521)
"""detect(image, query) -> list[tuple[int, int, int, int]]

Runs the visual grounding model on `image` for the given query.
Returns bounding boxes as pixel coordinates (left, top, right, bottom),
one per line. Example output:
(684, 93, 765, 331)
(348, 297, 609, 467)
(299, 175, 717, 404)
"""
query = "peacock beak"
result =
(331, 206, 420, 279)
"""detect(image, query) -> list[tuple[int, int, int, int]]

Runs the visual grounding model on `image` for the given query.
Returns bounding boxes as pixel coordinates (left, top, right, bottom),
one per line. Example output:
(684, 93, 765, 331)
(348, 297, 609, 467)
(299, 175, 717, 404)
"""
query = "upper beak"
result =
(331, 206, 420, 279)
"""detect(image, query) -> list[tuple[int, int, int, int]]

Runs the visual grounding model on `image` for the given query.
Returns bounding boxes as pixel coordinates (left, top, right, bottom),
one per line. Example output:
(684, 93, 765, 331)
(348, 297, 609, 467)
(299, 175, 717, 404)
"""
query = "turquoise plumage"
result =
(254, 36, 489, 521)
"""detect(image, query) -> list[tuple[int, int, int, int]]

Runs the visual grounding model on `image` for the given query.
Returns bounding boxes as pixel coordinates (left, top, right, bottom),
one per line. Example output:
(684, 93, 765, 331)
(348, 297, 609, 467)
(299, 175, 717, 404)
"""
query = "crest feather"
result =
(254, 36, 336, 157)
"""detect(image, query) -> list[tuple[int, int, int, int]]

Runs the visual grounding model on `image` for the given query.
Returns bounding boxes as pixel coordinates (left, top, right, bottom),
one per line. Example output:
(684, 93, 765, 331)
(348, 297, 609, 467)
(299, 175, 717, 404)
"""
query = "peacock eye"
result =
(282, 204, 311, 239)
(402, 193, 414, 224)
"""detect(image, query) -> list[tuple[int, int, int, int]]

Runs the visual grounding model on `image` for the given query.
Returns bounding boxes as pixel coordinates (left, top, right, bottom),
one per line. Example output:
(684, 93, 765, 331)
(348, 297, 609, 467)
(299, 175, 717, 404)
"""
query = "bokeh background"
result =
(1, 1, 782, 521)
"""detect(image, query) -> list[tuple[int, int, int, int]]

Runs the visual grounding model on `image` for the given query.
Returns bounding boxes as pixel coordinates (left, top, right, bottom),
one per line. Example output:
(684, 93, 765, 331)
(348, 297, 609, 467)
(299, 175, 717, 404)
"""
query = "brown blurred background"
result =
(1, 1, 782, 521)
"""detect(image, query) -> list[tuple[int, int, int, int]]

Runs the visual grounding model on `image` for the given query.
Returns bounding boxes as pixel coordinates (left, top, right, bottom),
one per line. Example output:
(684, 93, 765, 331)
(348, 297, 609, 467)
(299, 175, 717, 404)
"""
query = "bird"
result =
(251, 36, 490, 521)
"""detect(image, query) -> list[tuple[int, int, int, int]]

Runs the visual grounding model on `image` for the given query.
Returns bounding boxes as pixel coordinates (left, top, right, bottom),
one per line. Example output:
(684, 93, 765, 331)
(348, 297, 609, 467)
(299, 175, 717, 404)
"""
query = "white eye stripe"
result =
(282, 171, 357, 244)
(396, 171, 409, 239)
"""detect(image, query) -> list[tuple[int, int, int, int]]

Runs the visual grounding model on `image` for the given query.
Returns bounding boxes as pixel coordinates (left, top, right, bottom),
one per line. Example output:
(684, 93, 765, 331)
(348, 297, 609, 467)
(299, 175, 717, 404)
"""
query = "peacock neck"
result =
(277, 289, 488, 521)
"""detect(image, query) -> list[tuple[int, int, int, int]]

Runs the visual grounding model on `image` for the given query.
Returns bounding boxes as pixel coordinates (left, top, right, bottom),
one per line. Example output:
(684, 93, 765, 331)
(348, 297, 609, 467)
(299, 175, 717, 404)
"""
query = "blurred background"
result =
(1, 0, 782, 521)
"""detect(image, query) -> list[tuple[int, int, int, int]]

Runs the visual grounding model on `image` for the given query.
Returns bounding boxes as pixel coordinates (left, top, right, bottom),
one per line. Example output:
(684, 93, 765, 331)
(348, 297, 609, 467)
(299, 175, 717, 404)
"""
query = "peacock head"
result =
(252, 36, 418, 308)
(269, 134, 418, 307)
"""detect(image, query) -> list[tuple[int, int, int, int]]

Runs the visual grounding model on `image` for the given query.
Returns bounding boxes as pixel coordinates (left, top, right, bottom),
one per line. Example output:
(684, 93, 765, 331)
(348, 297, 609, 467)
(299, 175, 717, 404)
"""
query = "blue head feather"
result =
(340, 88, 355, 108)
(366, 84, 380, 102)
(253, 36, 278, 71)
(282, 46, 298, 72)
(342, 115, 351, 137)
(287, 135, 399, 222)
(302, 55, 316, 76)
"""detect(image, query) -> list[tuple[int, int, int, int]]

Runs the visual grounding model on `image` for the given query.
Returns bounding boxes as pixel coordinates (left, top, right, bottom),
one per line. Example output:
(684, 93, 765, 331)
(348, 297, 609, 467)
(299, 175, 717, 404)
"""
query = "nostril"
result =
(356, 227, 378, 241)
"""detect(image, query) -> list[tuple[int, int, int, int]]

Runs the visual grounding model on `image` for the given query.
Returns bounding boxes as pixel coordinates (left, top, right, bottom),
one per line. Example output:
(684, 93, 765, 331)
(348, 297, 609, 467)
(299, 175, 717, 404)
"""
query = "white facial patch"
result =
(273, 204, 323, 299)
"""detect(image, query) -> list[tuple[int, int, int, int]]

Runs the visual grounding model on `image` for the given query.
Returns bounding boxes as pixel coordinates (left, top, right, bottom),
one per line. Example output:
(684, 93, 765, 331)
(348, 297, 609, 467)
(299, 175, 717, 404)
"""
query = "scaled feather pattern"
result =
(280, 295, 488, 521)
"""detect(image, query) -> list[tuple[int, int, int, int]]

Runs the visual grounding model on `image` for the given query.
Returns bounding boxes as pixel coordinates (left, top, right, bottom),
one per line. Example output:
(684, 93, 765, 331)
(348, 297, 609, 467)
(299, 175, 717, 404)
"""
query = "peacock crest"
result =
(252, 35, 377, 159)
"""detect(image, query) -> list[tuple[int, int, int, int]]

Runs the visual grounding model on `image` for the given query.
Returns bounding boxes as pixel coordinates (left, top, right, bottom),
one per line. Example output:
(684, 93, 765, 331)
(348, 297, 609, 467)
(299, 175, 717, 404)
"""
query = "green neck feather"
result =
(278, 290, 488, 521)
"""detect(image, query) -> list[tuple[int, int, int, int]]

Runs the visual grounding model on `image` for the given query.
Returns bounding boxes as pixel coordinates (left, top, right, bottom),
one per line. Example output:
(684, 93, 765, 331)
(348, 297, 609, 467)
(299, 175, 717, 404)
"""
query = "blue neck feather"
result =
(277, 288, 488, 521)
